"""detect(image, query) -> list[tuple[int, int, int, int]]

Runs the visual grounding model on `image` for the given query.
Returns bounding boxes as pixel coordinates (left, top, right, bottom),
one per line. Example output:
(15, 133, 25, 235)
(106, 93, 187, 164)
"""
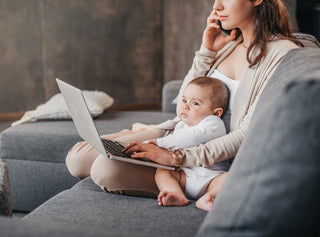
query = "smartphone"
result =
(216, 20, 232, 35)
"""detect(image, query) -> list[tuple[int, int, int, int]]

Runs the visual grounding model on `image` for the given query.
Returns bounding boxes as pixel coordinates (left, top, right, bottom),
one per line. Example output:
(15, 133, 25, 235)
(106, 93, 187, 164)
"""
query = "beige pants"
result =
(65, 128, 166, 198)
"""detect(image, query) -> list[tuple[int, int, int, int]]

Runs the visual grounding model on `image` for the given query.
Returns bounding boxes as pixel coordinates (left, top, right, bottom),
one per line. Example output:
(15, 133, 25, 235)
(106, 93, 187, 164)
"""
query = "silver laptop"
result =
(56, 78, 175, 170)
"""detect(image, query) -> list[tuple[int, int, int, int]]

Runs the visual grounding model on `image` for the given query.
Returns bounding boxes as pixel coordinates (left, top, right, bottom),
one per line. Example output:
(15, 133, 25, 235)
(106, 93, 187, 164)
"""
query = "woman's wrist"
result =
(199, 44, 218, 57)
(171, 149, 185, 167)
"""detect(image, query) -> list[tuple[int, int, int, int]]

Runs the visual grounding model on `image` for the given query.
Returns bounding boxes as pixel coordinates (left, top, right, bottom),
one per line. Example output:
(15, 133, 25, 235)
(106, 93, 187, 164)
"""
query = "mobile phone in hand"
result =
(216, 20, 232, 35)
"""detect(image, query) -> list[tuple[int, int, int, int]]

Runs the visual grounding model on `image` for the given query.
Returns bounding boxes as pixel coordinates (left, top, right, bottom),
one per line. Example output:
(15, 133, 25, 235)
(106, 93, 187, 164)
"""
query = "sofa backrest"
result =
(197, 43, 320, 236)
(255, 46, 320, 116)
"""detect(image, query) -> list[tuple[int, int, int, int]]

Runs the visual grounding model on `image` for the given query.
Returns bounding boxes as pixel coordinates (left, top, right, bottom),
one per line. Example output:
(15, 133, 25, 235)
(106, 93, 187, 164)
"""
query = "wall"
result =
(297, 1, 320, 41)
(0, 0, 163, 113)
(0, 0, 298, 113)
(163, 0, 299, 84)
(163, 0, 212, 83)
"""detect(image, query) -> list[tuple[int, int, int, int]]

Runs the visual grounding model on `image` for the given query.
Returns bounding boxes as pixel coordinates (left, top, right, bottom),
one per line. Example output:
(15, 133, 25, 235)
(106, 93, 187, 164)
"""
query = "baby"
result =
(153, 76, 230, 211)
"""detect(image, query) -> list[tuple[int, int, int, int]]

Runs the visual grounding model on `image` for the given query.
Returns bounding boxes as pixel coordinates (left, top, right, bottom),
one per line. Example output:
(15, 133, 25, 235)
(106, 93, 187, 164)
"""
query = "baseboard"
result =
(0, 103, 161, 122)
(0, 113, 24, 122)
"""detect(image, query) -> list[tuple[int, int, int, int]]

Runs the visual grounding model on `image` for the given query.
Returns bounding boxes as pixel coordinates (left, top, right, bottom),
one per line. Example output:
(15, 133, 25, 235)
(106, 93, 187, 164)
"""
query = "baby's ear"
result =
(213, 108, 223, 117)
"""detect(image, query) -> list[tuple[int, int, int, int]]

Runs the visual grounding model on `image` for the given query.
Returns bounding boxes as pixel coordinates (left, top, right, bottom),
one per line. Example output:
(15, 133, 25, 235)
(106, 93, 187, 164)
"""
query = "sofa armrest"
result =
(162, 80, 183, 113)
(0, 159, 12, 216)
(293, 33, 320, 48)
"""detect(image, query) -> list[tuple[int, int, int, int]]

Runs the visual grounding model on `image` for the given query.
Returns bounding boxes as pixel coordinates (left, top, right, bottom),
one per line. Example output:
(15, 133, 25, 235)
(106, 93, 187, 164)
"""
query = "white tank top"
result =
(209, 70, 239, 133)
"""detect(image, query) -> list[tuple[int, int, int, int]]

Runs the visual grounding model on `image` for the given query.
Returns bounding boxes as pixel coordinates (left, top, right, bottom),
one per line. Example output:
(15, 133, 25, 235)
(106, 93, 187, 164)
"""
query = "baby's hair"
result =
(188, 76, 229, 116)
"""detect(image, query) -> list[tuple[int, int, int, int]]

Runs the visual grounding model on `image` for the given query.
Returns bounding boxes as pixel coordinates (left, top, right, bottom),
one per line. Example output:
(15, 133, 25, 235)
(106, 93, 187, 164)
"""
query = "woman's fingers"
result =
(207, 15, 217, 25)
(124, 143, 158, 162)
(123, 142, 157, 156)
(122, 142, 175, 166)
(224, 29, 237, 42)
(130, 151, 149, 159)
(203, 10, 239, 51)
(148, 140, 157, 145)
(122, 142, 143, 154)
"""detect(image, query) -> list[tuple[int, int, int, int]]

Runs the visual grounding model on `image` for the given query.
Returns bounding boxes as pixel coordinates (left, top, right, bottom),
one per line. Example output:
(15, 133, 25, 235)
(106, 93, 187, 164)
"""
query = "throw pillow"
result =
(11, 90, 114, 126)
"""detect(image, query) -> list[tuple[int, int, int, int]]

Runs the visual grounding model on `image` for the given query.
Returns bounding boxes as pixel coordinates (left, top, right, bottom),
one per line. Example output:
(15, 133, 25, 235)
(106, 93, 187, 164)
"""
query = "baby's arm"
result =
(157, 116, 226, 149)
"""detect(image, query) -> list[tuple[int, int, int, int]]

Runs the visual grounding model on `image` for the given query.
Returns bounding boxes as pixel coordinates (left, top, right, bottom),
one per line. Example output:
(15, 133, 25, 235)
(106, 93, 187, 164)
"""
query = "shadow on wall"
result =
(297, 0, 320, 41)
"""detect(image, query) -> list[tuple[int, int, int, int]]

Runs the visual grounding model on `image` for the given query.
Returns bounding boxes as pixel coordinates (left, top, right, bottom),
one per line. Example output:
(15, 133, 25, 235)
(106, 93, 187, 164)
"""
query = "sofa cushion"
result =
(0, 111, 175, 163)
(0, 216, 158, 237)
(24, 177, 207, 237)
(162, 80, 183, 113)
(0, 161, 12, 216)
(0, 110, 174, 211)
(294, 32, 320, 48)
(5, 160, 78, 212)
(197, 51, 320, 235)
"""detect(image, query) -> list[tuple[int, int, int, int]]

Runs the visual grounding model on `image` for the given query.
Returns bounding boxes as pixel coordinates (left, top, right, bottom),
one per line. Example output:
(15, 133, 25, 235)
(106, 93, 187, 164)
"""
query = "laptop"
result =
(56, 78, 175, 170)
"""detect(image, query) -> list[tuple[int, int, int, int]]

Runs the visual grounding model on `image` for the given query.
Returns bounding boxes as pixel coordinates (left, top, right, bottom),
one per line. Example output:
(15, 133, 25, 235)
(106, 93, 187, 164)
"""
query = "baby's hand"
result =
(132, 122, 155, 132)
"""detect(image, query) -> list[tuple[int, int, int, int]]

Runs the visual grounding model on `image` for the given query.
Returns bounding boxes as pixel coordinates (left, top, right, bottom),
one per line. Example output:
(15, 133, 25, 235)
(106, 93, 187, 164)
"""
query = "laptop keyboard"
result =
(101, 139, 130, 158)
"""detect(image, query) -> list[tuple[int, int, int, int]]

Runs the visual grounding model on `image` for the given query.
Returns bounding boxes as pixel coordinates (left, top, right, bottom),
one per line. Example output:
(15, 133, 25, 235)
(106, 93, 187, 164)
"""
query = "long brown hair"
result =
(247, 0, 303, 67)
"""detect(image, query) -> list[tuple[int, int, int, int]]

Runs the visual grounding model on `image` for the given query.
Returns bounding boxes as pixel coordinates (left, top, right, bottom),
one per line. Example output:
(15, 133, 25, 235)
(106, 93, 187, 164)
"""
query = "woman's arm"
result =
(162, 9, 237, 125)
(179, 40, 300, 167)
(124, 40, 298, 167)
(123, 95, 248, 167)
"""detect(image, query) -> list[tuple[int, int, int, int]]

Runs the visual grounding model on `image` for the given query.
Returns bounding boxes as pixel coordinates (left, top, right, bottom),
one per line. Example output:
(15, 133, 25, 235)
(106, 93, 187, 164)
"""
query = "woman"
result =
(66, 0, 302, 205)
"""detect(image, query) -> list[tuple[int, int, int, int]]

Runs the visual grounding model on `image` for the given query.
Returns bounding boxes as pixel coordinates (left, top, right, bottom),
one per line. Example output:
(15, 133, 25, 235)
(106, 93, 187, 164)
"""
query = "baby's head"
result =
(178, 76, 229, 126)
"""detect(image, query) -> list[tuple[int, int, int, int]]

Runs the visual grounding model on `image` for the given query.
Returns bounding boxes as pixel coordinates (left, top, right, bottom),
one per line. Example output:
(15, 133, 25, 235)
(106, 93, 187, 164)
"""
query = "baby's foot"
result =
(158, 191, 189, 206)
(196, 193, 214, 211)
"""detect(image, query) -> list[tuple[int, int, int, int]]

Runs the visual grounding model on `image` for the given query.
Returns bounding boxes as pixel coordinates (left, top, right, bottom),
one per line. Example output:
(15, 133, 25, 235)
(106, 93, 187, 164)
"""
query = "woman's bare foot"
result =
(158, 191, 189, 206)
(195, 192, 214, 211)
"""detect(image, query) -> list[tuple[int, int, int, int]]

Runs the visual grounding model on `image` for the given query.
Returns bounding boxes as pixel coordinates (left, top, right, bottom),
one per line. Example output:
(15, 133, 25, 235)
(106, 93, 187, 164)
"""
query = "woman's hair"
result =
(189, 76, 229, 116)
(247, 0, 303, 67)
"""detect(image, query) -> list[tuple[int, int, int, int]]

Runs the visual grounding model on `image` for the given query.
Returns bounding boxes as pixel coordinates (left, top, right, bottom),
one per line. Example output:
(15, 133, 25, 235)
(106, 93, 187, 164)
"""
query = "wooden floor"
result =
(0, 112, 22, 132)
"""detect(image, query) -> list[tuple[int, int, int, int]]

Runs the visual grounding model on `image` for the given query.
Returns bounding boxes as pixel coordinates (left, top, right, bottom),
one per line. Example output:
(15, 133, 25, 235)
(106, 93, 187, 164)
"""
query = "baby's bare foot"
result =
(158, 191, 189, 206)
(196, 193, 214, 211)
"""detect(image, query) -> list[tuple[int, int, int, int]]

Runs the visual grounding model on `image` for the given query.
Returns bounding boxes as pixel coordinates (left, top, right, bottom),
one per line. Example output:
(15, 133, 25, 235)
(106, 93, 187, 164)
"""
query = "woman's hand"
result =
(147, 140, 157, 146)
(122, 142, 175, 167)
(203, 10, 237, 52)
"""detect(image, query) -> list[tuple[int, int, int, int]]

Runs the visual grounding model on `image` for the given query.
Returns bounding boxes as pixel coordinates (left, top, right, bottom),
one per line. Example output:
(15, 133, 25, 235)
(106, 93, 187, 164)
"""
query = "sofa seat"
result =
(24, 177, 207, 237)
(0, 110, 175, 211)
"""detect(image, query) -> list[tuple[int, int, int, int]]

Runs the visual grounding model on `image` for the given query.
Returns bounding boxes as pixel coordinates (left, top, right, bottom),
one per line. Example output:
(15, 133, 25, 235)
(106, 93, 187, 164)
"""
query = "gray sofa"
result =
(0, 111, 176, 212)
(0, 34, 320, 236)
